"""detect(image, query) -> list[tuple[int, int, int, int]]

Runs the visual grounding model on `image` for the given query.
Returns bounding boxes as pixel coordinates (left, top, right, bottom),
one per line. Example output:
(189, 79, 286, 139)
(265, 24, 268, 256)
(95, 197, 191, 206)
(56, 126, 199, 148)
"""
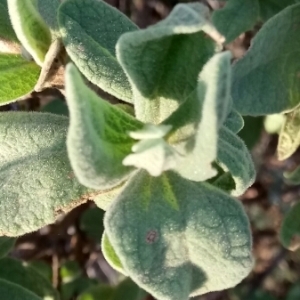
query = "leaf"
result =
(105, 171, 253, 300)
(280, 202, 300, 251)
(224, 109, 244, 133)
(8, 0, 51, 66)
(78, 278, 146, 300)
(264, 114, 285, 134)
(101, 232, 126, 275)
(0, 112, 93, 236)
(0, 279, 42, 300)
(58, 0, 137, 103)
(37, 0, 60, 36)
(0, 54, 40, 105)
(259, 0, 297, 21)
(212, 0, 259, 43)
(28, 261, 52, 282)
(80, 207, 104, 242)
(278, 107, 300, 160)
(41, 98, 69, 116)
(0, 257, 59, 299)
(65, 64, 142, 190)
(238, 116, 263, 149)
(0, 0, 21, 54)
(166, 52, 232, 182)
(232, 3, 300, 115)
(117, 2, 222, 124)
(0, 237, 15, 258)
(94, 184, 124, 211)
(123, 124, 178, 177)
(284, 166, 300, 185)
(217, 126, 256, 196)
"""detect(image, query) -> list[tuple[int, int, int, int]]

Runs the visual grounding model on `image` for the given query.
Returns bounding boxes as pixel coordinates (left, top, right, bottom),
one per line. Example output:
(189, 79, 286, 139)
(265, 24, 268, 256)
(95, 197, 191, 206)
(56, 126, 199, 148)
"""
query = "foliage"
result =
(0, 0, 299, 299)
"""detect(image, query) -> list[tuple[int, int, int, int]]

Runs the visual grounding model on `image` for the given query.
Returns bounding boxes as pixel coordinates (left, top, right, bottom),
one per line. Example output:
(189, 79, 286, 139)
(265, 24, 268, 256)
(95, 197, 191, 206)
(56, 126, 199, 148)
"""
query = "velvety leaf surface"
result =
(117, 2, 221, 124)
(102, 232, 126, 275)
(0, 112, 92, 236)
(58, 0, 137, 103)
(0, 237, 15, 258)
(278, 107, 300, 160)
(0, 257, 59, 299)
(0, 279, 42, 300)
(232, 3, 300, 115)
(65, 64, 142, 190)
(8, 0, 51, 66)
(164, 52, 232, 182)
(37, 0, 60, 35)
(212, 0, 259, 43)
(0, 54, 40, 105)
(105, 171, 253, 300)
(224, 109, 244, 133)
(94, 184, 124, 211)
(217, 126, 256, 196)
(280, 202, 300, 251)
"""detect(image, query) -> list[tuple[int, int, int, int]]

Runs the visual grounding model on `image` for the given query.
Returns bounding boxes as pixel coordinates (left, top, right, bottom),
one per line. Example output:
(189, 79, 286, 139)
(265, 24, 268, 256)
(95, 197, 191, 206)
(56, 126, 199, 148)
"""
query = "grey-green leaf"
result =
(0, 237, 15, 258)
(65, 64, 142, 190)
(171, 52, 232, 182)
(232, 3, 300, 115)
(0, 279, 42, 300)
(280, 202, 300, 251)
(37, 0, 60, 36)
(212, 0, 259, 43)
(0, 54, 40, 106)
(8, 0, 52, 66)
(217, 126, 256, 196)
(0, 112, 93, 236)
(224, 109, 244, 133)
(0, 257, 59, 299)
(58, 0, 138, 103)
(105, 171, 253, 300)
(277, 107, 300, 160)
(117, 2, 221, 124)
(101, 232, 126, 275)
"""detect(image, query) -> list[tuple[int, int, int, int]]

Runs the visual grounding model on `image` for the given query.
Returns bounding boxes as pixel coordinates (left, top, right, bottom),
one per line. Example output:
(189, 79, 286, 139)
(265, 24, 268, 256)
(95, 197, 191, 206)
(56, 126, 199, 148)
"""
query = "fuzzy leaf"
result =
(212, 0, 259, 43)
(0, 279, 42, 300)
(58, 0, 137, 103)
(0, 257, 59, 299)
(37, 0, 60, 36)
(232, 3, 300, 115)
(117, 3, 222, 124)
(217, 126, 256, 196)
(94, 184, 124, 211)
(105, 171, 253, 300)
(224, 109, 244, 133)
(65, 64, 142, 190)
(0, 112, 93, 236)
(278, 107, 300, 160)
(8, 0, 51, 66)
(0, 237, 15, 258)
(0, 54, 40, 105)
(165, 52, 232, 182)
(102, 232, 126, 275)
(280, 202, 300, 251)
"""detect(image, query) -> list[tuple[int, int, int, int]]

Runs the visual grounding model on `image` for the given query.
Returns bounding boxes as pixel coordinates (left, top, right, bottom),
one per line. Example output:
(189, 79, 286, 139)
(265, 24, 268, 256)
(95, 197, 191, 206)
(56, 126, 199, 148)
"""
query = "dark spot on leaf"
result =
(146, 230, 158, 244)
